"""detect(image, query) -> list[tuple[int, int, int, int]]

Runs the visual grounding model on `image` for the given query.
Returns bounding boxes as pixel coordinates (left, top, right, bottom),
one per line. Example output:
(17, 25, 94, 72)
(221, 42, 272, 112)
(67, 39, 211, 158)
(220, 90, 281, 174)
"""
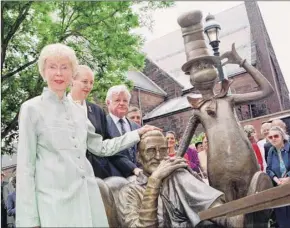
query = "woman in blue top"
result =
(266, 126, 290, 228)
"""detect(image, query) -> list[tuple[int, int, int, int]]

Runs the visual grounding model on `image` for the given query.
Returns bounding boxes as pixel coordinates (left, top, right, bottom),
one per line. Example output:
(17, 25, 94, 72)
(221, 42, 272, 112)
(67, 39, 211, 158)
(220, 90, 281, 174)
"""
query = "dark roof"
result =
(143, 93, 202, 120)
(126, 71, 167, 96)
(142, 3, 256, 89)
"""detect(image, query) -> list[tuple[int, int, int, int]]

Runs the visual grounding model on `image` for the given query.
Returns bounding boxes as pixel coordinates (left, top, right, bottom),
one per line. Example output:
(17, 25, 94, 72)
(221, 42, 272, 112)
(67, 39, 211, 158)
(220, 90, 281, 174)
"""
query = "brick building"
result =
(128, 2, 290, 139)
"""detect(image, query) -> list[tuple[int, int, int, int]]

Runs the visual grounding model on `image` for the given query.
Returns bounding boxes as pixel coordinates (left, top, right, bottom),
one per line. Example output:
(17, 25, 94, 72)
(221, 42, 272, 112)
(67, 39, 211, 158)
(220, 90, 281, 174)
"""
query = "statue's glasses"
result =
(145, 146, 168, 160)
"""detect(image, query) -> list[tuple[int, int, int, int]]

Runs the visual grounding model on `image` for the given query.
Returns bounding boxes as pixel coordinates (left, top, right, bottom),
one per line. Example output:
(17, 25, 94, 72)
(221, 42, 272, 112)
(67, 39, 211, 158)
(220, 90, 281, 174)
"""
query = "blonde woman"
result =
(16, 43, 159, 227)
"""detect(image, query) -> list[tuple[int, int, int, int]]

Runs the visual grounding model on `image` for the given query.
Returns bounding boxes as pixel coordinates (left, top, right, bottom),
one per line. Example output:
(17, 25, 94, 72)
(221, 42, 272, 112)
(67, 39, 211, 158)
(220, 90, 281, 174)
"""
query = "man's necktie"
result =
(119, 119, 127, 135)
(119, 119, 135, 162)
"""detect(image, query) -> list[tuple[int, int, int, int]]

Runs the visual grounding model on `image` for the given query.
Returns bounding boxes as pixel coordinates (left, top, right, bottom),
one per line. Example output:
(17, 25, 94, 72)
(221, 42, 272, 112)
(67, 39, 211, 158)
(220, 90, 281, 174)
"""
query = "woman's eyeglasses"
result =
(268, 134, 280, 140)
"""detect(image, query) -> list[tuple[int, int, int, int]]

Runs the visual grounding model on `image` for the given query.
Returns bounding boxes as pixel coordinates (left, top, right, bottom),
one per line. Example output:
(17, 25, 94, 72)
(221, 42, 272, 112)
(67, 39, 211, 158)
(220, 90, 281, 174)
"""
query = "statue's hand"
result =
(151, 157, 188, 181)
(220, 43, 243, 66)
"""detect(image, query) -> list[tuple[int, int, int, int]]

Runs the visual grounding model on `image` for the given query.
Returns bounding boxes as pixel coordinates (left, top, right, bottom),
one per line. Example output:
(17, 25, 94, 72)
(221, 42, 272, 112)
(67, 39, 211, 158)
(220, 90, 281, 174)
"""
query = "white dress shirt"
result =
(109, 113, 131, 135)
(257, 138, 268, 171)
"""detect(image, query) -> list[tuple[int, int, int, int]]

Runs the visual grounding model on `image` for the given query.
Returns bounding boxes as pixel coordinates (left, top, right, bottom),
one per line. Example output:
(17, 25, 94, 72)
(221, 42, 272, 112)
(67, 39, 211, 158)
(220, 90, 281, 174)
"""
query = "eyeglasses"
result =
(146, 146, 168, 159)
(268, 134, 280, 140)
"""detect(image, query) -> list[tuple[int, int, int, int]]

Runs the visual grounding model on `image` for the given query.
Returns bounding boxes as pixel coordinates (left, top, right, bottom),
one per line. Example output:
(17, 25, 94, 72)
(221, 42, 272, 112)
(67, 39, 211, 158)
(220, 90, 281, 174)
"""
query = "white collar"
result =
(109, 113, 127, 125)
(67, 93, 85, 106)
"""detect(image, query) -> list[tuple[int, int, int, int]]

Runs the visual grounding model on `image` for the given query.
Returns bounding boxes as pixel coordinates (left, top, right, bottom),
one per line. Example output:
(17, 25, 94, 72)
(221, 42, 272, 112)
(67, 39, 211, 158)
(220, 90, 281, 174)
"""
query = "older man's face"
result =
(138, 135, 168, 175)
(107, 92, 129, 118)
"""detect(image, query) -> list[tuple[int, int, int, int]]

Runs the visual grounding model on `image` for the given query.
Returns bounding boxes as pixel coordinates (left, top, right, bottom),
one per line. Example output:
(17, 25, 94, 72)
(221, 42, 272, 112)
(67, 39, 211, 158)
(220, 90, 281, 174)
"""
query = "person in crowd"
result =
(7, 176, 16, 226)
(266, 126, 290, 228)
(257, 122, 271, 170)
(69, 65, 137, 178)
(3, 171, 16, 228)
(271, 119, 288, 133)
(166, 131, 197, 167)
(16, 43, 159, 227)
(106, 85, 143, 177)
(195, 141, 203, 153)
(1, 172, 8, 228)
(127, 106, 142, 126)
(198, 134, 209, 177)
(244, 125, 264, 171)
(185, 146, 200, 173)
(264, 119, 289, 163)
(118, 130, 244, 227)
(166, 131, 177, 157)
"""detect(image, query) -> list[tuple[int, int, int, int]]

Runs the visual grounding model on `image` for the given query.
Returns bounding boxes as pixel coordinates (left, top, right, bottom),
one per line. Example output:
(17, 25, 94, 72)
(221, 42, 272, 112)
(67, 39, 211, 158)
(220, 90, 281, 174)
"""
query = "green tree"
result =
(1, 1, 173, 154)
(190, 132, 205, 146)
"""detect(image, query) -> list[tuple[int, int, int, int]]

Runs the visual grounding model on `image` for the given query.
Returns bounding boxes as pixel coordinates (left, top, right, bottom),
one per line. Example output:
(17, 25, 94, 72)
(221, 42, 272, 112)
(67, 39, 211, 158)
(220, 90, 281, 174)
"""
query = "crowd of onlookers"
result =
(1, 60, 289, 227)
(168, 118, 289, 228)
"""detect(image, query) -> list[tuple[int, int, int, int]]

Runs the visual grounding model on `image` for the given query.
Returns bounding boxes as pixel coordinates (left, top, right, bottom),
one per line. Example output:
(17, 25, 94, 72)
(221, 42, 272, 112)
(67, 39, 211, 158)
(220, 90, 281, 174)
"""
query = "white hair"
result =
(105, 85, 131, 103)
(38, 43, 78, 79)
(75, 65, 94, 79)
(260, 122, 271, 135)
(269, 126, 289, 141)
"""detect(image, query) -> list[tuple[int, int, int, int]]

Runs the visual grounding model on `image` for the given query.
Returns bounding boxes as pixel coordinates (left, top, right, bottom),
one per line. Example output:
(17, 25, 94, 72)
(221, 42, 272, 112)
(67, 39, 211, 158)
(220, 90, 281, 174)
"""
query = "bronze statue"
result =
(117, 130, 245, 227)
(176, 10, 274, 202)
(95, 10, 277, 228)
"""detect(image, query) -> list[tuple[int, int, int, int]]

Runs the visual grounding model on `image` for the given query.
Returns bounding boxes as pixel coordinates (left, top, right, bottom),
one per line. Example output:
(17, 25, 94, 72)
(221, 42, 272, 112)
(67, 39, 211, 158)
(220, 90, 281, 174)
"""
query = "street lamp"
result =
(204, 14, 221, 56)
(204, 13, 224, 81)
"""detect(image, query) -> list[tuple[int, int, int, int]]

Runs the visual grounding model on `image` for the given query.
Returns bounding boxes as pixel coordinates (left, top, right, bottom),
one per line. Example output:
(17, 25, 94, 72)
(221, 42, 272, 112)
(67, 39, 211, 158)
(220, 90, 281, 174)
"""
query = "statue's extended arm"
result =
(221, 43, 274, 105)
(177, 114, 200, 157)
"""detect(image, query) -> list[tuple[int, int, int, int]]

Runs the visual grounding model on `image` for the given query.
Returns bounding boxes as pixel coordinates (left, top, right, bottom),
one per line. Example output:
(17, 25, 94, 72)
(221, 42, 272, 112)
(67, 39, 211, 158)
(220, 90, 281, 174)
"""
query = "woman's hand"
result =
(133, 168, 143, 176)
(137, 125, 162, 136)
(273, 176, 282, 185)
(279, 177, 290, 185)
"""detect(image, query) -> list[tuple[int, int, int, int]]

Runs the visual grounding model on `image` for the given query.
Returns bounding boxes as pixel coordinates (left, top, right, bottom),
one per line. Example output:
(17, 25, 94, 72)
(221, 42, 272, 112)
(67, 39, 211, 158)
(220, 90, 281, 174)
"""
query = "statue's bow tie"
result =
(187, 79, 232, 116)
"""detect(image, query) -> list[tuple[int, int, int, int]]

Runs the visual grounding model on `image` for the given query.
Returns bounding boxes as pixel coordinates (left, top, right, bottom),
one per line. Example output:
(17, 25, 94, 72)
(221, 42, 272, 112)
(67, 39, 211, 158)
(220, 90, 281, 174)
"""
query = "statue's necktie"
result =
(119, 119, 127, 135)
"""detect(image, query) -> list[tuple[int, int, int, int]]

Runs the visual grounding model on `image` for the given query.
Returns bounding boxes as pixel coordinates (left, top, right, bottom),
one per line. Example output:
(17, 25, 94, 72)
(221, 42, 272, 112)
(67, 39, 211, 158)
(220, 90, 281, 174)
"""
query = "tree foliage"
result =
(1, 1, 173, 154)
(190, 132, 205, 146)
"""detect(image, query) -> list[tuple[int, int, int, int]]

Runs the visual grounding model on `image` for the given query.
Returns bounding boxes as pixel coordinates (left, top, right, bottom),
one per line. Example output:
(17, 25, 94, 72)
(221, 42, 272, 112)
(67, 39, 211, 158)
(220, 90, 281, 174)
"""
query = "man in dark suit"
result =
(70, 65, 140, 178)
(127, 106, 142, 126)
(106, 85, 142, 177)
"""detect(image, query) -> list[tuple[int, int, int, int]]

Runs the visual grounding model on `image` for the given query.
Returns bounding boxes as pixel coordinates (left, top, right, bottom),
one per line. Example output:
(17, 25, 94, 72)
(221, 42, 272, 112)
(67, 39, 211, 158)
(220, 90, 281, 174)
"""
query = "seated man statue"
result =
(118, 130, 244, 227)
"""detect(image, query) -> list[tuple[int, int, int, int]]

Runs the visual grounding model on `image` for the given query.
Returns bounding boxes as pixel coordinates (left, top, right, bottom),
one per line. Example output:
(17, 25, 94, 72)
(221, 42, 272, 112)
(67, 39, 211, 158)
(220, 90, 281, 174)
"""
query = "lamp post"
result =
(204, 14, 225, 81)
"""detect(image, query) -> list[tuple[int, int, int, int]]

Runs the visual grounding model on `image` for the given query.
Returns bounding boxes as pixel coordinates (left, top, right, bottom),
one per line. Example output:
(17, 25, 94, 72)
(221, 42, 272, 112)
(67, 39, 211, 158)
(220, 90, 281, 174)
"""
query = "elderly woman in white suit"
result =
(16, 43, 158, 227)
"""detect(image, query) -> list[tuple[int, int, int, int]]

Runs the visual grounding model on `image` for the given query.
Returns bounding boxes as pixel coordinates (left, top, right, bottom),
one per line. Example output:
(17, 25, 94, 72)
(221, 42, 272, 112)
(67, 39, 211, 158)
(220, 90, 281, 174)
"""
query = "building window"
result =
(236, 101, 269, 120)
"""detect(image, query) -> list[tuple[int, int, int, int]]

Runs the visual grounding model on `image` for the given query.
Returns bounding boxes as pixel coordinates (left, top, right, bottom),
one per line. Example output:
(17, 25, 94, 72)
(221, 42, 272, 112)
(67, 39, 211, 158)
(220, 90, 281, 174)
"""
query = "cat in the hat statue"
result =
(176, 10, 274, 204)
